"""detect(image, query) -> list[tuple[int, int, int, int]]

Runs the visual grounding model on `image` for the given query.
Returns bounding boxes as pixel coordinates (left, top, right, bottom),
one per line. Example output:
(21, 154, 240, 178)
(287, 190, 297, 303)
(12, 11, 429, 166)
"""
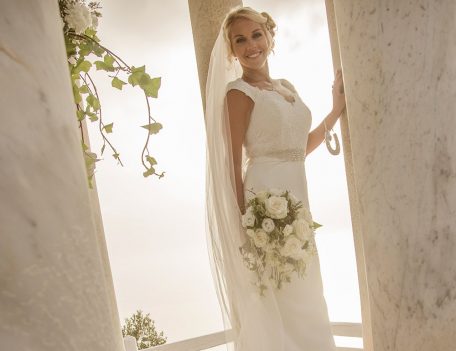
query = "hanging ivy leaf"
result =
(104, 54, 115, 67)
(112, 77, 127, 90)
(94, 60, 115, 72)
(86, 94, 100, 111)
(74, 60, 92, 74)
(79, 84, 90, 94)
(146, 155, 157, 166)
(143, 167, 155, 178)
(77, 110, 85, 121)
(103, 123, 114, 133)
(142, 77, 161, 98)
(72, 83, 82, 104)
(141, 122, 162, 135)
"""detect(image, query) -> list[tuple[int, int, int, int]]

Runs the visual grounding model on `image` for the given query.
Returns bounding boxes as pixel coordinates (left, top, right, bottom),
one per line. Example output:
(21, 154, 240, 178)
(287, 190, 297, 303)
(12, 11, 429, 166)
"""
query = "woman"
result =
(204, 6, 345, 351)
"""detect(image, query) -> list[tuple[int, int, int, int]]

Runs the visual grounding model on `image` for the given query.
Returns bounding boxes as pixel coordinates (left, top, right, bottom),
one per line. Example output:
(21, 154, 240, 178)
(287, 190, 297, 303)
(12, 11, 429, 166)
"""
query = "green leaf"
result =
(78, 42, 93, 57)
(93, 44, 105, 57)
(101, 144, 106, 155)
(142, 77, 161, 98)
(85, 28, 97, 37)
(145, 155, 157, 166)
(94, 60, 114, 72)
(74, 60, 92, 74)
(143, 167, 155, 178)
(103, 123, 114, 133)
(82, 142, 89, 151)
(88, 112, 98, 122)
(79, 84, 90, 94)
(312, 221, 323, 229)
(104, 54, 115, 67)
(131, 65, 146, 73)
(141, 122, 162, 135)
(72, 83, 82, 104)
(128, 71, 147, 87)
(76, 110, 85, 121)
(113, 152, 120, 160)
(112, 77, 127, 90)
(86, 94, 100, 111)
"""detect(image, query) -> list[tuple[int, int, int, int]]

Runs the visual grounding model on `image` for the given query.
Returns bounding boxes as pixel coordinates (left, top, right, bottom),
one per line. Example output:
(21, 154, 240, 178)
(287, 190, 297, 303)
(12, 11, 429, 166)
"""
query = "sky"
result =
(87, 0, 362, 349)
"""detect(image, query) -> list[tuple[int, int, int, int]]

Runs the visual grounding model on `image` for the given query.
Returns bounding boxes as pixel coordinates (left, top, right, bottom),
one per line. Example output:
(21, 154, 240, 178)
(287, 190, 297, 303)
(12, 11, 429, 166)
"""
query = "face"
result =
(230, 18, 270, 70)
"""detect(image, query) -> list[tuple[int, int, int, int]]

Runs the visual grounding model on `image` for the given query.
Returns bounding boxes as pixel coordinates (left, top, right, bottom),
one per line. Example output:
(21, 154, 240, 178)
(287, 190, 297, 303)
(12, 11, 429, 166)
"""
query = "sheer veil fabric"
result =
(204, 28, 285, 350)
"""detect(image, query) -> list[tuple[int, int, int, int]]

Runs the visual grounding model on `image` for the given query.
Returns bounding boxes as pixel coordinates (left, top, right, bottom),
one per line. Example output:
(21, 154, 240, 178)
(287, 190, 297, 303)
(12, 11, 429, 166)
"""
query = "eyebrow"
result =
(233, 28, 262, 38)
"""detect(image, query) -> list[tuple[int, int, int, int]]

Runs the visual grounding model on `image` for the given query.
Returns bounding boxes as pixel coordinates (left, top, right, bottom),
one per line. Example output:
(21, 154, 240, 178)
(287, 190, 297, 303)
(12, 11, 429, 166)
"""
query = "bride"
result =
(204, 6, 345, 351)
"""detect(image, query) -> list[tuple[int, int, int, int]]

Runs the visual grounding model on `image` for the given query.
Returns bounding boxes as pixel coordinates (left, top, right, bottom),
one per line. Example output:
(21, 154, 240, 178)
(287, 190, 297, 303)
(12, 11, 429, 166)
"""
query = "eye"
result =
(253, 32, 262, 38)
(235, 37, 246, 44)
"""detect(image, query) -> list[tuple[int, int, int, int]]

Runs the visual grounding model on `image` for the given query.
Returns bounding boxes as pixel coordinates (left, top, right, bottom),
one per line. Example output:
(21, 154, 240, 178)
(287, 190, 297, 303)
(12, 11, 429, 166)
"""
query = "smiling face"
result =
(229, 18, 271, 70)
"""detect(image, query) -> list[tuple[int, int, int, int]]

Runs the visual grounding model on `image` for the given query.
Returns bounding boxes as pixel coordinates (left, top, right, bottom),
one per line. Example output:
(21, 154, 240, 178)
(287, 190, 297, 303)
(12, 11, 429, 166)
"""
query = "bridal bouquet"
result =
(239, 189, 321, 296)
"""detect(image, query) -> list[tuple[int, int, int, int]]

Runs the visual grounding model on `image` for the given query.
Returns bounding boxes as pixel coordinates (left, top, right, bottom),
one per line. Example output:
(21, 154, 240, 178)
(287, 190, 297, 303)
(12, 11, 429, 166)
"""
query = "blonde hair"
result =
(222, 6, 277, 61)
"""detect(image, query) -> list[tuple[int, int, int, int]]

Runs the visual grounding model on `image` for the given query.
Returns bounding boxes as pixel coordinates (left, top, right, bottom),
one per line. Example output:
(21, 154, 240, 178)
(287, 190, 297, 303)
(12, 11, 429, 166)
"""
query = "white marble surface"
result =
(334, 1, 456, 350)
(0, 1, 123, 350)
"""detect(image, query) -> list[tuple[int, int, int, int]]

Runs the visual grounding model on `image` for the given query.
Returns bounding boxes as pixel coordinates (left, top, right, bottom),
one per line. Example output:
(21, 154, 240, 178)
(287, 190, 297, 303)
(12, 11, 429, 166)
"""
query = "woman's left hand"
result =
(332, 69, 346, 116)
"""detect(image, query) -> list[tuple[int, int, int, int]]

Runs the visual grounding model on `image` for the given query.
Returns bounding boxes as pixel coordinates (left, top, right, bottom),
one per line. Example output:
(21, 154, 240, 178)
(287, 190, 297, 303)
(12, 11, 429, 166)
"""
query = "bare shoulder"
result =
(279, 78, 297, 94)
(226, 88, 254, 112)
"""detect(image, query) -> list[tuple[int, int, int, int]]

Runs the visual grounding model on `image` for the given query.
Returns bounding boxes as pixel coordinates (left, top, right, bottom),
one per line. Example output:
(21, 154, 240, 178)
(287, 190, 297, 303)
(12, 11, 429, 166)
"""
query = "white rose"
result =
(253, 229, 268, 248)
(256, 190, 268, 203)
(65, 2, 92, 34)
(241, 207, 255, 228)
(297, 207, 313, 223)
(263, 243, 275, 253)
(265, 196, 288, 219)
(280, 236, 302, 259)
(292, 219, 314, 242)
(283, 224, 294, 237)
(246, 229, 255, 238)
(261, 218, 275, 233)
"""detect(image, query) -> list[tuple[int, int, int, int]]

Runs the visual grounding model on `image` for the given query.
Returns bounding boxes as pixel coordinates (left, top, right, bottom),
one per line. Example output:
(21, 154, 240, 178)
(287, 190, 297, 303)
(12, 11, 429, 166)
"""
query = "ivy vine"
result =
(59, 0, 165, 187)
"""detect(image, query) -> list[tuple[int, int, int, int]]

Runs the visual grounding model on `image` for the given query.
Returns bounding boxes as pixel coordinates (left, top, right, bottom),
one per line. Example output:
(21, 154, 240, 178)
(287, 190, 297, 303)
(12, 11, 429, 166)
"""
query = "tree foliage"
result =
(121, 310, 167, 350)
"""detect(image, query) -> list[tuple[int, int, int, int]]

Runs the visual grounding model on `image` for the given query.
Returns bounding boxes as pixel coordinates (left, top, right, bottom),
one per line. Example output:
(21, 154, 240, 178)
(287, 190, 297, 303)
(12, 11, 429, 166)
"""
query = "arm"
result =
(306, 69, 346, 156)
(226, 89, 254, 213)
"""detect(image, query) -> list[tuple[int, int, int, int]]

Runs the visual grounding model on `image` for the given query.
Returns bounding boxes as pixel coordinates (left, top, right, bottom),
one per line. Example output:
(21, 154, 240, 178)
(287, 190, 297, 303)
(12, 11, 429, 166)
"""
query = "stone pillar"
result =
(188, 0, 242, 109)
(333, 1, 456, 350)
(325, 1, 373, 350)
(0, 1, 124, 350)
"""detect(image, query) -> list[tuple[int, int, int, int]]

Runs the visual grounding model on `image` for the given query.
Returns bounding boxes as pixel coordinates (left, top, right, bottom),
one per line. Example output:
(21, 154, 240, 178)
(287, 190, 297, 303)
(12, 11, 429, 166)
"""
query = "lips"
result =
(246, 51, 262, 59)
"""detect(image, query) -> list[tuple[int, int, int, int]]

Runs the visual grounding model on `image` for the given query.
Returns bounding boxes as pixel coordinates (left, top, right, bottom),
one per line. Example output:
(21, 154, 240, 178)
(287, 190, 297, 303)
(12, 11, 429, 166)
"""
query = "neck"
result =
(241, 63, 271, 83)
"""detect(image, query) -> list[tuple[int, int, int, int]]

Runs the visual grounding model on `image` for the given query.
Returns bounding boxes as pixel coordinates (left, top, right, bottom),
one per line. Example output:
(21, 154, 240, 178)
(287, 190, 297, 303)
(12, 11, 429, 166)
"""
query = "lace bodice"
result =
(225, 78, 312, 161)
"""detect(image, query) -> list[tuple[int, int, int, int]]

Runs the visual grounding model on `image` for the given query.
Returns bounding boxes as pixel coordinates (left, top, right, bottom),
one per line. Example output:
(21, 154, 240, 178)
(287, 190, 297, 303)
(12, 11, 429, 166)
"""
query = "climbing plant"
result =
(59, 0, 165, 187)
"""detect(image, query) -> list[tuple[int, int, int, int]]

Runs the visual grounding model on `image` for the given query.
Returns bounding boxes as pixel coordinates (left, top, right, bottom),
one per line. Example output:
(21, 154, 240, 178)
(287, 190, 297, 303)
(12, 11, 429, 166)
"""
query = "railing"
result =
(124, 322, 363, 351)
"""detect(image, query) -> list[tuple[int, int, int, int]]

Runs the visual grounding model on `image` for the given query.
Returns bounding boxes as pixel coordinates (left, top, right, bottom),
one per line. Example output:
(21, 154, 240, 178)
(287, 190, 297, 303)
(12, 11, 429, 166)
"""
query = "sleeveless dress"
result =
(225, 77, 336, 351)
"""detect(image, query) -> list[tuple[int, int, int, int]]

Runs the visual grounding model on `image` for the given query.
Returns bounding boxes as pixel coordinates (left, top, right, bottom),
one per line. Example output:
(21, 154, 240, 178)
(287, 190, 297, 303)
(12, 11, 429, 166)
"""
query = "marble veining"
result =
(334, 0, 456, 350)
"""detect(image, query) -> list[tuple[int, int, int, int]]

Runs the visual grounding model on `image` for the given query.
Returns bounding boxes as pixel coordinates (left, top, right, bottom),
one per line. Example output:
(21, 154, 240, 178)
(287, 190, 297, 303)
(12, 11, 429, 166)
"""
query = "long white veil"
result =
(204, 27, 284, 351)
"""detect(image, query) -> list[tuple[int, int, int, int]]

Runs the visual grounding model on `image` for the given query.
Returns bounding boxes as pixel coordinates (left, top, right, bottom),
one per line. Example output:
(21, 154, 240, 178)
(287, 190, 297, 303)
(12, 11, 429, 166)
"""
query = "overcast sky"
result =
(88, 1, 361, 348)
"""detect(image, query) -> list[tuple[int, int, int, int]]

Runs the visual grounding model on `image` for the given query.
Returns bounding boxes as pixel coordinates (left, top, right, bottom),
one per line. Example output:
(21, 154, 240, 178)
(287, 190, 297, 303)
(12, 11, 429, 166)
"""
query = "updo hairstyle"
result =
(222, 6, 277, 62)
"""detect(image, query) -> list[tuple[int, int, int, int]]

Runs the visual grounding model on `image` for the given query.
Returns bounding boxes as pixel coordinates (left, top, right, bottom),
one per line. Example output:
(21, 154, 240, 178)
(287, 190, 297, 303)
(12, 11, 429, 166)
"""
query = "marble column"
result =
(188, 0, 242, 109)
(333, 1, 456, 350)
(0, 1, 124, 350)
(325, 1, 374, 350)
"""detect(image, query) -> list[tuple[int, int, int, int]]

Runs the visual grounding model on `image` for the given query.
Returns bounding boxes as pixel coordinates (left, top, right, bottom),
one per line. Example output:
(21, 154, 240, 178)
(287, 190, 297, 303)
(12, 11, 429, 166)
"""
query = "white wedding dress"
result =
(225, 77, 336, 351)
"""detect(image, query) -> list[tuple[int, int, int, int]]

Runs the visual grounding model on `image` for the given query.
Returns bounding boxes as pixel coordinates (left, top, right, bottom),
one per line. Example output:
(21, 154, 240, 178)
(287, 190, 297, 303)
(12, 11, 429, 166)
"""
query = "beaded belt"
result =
(249, 148, 306, 162)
